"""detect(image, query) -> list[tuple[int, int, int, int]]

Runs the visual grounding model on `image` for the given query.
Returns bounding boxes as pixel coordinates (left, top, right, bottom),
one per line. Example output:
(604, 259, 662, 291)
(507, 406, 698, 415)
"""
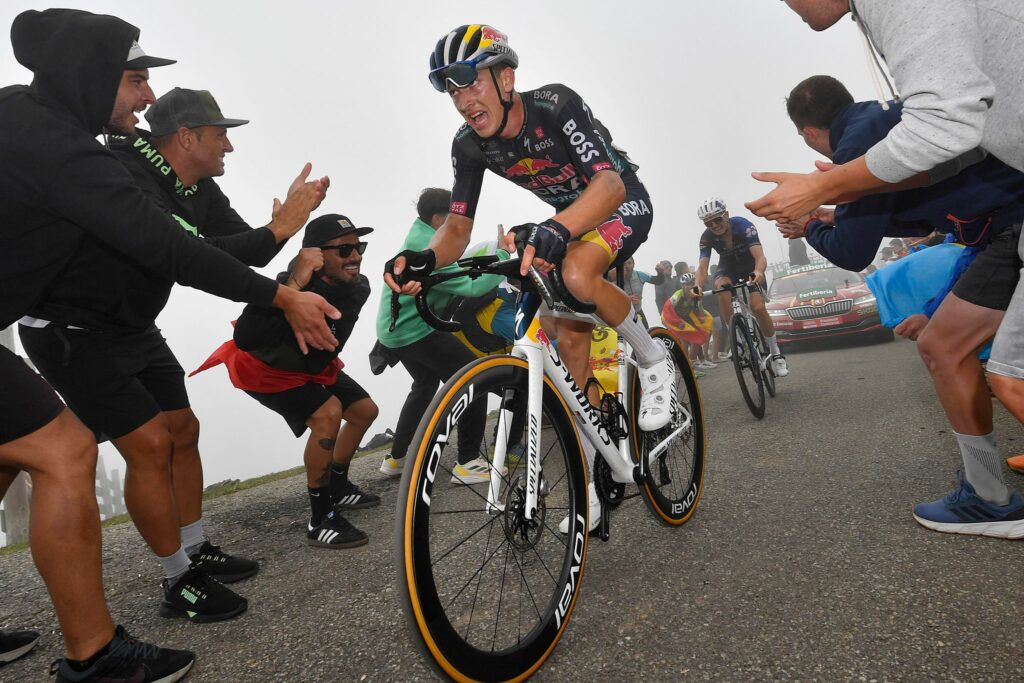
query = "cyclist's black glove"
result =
(385, 249, 436, 285)
(511, 219, 571, 266)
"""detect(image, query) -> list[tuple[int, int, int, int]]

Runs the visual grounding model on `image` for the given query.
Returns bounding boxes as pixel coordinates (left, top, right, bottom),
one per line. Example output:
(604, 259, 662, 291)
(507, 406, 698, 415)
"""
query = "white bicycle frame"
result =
(729, 283, 772, 374)
(484, 313, 692, 521)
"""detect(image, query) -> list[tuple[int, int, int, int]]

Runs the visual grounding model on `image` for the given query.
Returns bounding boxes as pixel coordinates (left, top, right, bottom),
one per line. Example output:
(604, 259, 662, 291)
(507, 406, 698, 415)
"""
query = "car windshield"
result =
(770, 267, 862, 298)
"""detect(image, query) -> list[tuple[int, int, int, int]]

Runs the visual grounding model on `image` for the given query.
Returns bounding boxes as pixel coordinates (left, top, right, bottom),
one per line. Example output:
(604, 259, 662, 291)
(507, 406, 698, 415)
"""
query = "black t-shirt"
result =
(234, 270, 371, 375)
(448, 84, 648, 218)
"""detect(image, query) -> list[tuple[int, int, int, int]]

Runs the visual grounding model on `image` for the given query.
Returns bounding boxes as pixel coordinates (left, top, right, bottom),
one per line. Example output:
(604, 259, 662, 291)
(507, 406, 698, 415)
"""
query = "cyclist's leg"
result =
(715, 275, 734, 326)
(750, 291, 775, 337)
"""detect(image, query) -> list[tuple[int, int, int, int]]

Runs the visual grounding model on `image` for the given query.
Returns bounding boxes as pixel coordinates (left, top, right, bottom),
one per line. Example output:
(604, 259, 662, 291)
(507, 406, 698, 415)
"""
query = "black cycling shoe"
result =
(159, 564, 248, 623)
(50, 625, 194, 682)
(307, 511, 369, 549)
(188, 541, 259, 584)
(332, 481, 381, 510)
(0, 629, 39, 664)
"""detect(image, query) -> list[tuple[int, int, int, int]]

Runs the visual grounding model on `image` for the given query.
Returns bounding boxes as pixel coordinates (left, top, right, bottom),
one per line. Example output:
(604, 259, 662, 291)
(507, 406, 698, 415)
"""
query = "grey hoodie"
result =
(854, 0, 1024, 180)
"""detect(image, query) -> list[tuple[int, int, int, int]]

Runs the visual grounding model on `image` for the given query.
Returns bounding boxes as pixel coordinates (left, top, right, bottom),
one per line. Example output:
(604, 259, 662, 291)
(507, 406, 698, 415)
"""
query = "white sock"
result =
(615, 311, 664, 366)
(768, 334, 781, 355)
(957, 431, 1010, 505)
(180, 518, 206, 556)
(158, 546, 192, 582)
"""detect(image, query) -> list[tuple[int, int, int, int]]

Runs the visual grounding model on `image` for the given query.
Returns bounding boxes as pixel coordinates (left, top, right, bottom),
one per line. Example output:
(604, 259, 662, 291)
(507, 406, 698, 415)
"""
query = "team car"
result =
(767, 262, 892, 346)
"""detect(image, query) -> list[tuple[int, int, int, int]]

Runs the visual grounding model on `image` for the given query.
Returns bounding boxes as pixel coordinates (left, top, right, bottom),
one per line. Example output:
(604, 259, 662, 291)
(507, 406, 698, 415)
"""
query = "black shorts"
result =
(18, 324, 189, 441)
(579, 195, 653, 269)
(0, 345, 65, 445)
(952, 223, 1022, 311)
(245, 370, 370, 437)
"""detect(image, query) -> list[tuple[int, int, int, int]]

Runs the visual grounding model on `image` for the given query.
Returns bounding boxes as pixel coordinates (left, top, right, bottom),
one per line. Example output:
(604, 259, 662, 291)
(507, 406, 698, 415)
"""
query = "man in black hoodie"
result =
(19, 86, 328, 620)
(0, 8, 336, 682)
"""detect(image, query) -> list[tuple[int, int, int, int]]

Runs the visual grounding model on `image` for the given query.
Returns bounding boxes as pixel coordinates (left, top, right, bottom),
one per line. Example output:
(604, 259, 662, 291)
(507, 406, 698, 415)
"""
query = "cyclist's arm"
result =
(551, 170, 625, 237)
(695, 256, 711, 292)
(750, 243, 768, 282)
(428, 213, 475, 268)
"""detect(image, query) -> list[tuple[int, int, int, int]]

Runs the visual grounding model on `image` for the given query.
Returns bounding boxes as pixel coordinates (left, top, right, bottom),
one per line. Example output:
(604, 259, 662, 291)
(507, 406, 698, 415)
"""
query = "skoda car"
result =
(767, 263, 892, 346)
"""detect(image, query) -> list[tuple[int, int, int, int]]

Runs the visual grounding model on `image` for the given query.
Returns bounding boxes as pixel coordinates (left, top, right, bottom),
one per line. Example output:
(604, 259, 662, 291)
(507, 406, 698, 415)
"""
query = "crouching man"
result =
(193, 214, 380, 548)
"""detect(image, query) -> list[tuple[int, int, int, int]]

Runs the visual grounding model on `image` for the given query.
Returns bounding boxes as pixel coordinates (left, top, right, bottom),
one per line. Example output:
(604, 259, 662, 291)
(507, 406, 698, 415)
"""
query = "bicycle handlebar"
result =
(388, 256, 594, 334)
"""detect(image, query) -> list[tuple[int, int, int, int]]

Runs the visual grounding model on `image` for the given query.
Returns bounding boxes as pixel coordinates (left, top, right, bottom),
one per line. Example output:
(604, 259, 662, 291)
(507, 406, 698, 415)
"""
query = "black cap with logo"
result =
(145, 87, 249, 136)
(302, 214, 374, 248)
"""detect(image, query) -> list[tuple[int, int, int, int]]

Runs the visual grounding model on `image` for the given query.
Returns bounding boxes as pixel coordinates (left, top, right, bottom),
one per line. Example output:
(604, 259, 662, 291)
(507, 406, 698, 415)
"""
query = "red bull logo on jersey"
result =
(596, 215, 633, 252)
(505, 157, 560, 178)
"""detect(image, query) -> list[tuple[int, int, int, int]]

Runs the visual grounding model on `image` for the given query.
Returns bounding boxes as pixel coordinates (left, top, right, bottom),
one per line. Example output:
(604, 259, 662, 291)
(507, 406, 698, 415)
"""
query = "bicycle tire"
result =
(629, 327, 707, 526)
(730, 316, 765, 418)
(396, 355, 589, 682)
(752, 320, 776, 398)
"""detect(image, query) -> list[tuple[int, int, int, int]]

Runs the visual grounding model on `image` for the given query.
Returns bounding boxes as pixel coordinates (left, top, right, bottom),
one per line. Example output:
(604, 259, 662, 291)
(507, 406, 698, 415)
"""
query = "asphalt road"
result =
(2, 336, 1023, 682)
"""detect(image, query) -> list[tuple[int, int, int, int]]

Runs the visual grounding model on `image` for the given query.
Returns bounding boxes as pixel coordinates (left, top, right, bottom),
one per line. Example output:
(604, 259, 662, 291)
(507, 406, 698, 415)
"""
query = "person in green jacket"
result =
(374, 188, 509, 483)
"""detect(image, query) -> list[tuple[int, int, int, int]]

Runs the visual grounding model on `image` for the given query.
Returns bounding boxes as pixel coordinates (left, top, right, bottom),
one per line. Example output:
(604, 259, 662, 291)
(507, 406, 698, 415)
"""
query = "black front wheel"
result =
(752, 320, 776, 398)
(730, 316, 765, 418)
(396, 356, 590, 682)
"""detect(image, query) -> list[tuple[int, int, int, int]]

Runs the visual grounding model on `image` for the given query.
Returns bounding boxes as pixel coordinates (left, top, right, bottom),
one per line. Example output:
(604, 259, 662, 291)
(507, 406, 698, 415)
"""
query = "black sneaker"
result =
(188, 541, 259, 584)
(306, 511, 368, 549)
(50, 625, 194, 682)
(0, 629, 39, 663)
(332, 481, 381, 510)
(159, 564, 248, 623)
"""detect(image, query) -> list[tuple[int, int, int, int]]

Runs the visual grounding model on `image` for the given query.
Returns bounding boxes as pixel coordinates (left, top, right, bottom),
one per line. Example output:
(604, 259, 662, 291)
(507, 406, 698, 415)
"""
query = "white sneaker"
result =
(450, 456, 508, 485)
(638, 352, 676, 431)
(559, 482, 601, 534)
(379, 453, 403, 478)
(719, 349, 732, 360)
(772, 354, 790, 377)
(695, 360, 717, 370)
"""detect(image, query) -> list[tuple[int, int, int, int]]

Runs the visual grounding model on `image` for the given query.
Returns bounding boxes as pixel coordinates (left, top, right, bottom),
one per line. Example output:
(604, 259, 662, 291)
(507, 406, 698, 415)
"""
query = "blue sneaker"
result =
(913, 472, 1024, 538)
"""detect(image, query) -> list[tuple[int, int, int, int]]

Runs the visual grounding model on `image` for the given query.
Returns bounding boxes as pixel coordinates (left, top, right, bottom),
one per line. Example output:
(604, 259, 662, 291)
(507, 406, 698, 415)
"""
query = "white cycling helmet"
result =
(697, 197, 727, 221)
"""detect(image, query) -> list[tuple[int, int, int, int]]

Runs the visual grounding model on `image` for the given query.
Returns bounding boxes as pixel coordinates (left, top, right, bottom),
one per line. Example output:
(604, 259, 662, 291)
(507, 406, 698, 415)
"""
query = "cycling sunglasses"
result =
(429, 59, 482, 92)
(320, 242, 367, 257)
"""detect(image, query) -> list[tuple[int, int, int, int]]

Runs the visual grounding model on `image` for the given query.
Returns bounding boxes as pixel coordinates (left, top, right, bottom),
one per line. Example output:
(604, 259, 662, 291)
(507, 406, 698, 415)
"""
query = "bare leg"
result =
(304, 398, 342, 488)
(112, 414, 181, 557)
(989, 374, 1024, 424)
(333, 398, 378, 466)
(0, 409, 114, 660)
(917, 294, 1004, 433)
(164, 408, 202, 526)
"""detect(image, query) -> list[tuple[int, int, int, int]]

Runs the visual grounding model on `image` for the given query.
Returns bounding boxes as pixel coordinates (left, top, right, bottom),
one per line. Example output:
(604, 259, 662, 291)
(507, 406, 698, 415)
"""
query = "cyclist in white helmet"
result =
(694, 197, 790, 377)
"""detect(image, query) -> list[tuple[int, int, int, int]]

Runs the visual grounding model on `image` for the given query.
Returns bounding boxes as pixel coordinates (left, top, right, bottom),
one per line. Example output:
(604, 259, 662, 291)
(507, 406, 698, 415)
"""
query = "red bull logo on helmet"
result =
(504, 157, 560, 178)
(596, 215, 632, 252)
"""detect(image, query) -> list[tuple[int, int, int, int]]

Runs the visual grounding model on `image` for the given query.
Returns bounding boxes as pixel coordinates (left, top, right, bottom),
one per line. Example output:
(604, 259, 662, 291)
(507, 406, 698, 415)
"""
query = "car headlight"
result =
(853, 294, 876, 306)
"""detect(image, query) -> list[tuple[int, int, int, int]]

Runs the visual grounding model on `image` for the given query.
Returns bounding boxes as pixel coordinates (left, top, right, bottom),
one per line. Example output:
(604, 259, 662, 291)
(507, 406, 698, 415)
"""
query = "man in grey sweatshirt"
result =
(750, 0, 1024, 539)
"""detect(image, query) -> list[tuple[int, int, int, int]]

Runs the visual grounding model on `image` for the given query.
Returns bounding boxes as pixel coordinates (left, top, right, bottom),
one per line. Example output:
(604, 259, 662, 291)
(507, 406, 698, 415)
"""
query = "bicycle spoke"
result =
(431, 513, 503, 569)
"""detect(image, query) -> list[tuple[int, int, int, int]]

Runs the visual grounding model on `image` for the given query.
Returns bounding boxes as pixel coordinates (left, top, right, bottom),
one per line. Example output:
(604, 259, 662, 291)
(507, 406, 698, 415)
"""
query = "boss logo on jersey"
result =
(531, 138, 556, 152)
(534, 90, 560, 105)
(618, 199, 651, 217)
(450, 201, 468, 215)
(560, 119, 600, 163)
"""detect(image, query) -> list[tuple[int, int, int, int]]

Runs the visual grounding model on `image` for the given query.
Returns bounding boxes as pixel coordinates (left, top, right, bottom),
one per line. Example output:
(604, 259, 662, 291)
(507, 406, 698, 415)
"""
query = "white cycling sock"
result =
(615, 311, 664, 366)
(180, 518, 206, 556)
(158, 546, 192, 582)
(957, 431, 1010, 505)
(768, 334, 781, 355)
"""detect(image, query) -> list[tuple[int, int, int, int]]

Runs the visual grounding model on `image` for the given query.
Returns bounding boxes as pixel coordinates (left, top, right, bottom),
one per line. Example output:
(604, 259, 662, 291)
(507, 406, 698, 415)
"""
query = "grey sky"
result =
(1, 1, 882, 484)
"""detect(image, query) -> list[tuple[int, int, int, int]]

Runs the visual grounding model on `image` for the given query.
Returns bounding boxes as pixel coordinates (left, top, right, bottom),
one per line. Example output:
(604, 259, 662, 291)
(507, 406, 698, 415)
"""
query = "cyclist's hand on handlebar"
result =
(691, 285, 702, 299)
(510, 219, 570, 276)
(752, 270, 766, 287)
(384, 249, 436, 296)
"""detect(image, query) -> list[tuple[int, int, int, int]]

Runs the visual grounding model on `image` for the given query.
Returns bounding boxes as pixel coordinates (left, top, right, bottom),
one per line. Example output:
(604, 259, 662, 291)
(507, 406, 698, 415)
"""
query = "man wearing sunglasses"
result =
(694, 197, 789, 377)
(19, 87, 330, 622)
(195, 214, 381, 549)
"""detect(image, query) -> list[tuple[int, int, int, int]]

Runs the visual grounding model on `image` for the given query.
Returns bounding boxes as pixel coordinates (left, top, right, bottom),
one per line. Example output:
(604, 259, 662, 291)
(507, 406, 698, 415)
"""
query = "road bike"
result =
(393, 255, 706, 682)
(713, 278, 776, 419)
